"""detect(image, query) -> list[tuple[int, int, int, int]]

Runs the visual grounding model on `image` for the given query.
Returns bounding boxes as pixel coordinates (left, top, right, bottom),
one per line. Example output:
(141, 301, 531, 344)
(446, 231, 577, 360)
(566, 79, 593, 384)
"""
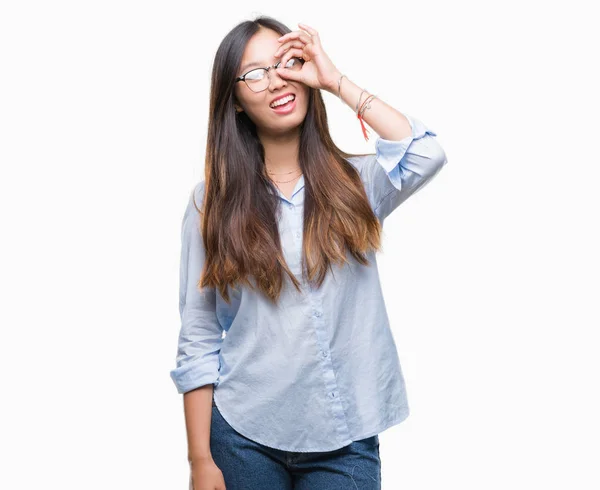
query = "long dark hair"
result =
(198, 15, 383, 304)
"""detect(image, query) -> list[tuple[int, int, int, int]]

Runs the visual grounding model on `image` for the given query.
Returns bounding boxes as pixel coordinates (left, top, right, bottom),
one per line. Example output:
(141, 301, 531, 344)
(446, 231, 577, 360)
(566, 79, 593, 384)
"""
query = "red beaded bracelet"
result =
(336, 74, 378, 142)
(357, 94, 378, 141)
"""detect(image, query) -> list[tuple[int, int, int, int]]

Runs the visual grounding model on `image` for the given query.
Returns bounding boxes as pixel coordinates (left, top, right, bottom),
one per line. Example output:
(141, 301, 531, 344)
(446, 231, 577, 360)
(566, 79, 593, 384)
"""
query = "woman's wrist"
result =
(333, 74, 370, 113)
(324, 71, 343, 95)
(189, 453, 214, 465)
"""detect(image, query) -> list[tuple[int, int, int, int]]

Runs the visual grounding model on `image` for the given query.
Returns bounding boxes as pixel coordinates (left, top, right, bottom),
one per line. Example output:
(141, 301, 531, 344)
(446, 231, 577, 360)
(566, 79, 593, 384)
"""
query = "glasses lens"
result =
(286, 57, 304, 71)
(244, 68, 268, 92)
(244, 58, 304, 92)
(245, 68, 268, 92)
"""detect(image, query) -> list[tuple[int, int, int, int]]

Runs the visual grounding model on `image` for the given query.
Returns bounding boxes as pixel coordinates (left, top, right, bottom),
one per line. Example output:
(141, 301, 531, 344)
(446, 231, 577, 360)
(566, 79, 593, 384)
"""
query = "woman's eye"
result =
(245, 69, 264, 80)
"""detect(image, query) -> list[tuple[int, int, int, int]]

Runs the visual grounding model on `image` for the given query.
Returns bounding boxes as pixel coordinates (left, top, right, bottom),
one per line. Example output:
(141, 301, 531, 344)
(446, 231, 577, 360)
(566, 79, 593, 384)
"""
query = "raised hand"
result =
(273, 23, 342, 93)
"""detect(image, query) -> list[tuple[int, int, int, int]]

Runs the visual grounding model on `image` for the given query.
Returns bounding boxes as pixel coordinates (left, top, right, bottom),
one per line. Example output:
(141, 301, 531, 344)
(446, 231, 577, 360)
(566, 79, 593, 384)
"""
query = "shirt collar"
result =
(277, 174, 305, 205)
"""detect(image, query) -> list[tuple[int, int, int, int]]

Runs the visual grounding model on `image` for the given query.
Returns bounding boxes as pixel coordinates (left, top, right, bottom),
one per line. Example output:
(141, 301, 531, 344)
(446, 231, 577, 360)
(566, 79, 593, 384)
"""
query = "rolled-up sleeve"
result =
(169, 182, 224, 394)
(366, 113, 448, 223)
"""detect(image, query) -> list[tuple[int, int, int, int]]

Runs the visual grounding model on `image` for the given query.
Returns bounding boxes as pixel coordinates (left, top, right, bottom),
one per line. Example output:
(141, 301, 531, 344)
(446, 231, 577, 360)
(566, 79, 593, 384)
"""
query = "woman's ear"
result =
(233, 96, 244, 114)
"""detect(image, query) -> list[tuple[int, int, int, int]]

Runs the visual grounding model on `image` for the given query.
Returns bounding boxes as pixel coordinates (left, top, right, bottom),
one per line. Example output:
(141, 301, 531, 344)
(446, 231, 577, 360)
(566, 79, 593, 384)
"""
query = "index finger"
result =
(277, 31, 311, 44)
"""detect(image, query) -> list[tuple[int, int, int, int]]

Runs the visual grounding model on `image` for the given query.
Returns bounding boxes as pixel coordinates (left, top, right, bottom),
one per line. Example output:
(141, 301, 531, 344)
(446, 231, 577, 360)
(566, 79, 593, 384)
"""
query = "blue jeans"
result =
(209, 399, 381, 489)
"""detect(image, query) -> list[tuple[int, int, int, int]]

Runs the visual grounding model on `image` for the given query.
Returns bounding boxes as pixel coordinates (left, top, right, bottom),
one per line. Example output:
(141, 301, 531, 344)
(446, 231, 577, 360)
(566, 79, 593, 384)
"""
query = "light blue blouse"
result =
(170, 113, 448, 452)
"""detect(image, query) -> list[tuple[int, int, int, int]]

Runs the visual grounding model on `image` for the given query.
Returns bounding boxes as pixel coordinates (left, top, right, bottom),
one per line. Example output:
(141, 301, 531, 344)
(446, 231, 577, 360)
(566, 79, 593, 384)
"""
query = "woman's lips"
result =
(270, 96, 297, 114)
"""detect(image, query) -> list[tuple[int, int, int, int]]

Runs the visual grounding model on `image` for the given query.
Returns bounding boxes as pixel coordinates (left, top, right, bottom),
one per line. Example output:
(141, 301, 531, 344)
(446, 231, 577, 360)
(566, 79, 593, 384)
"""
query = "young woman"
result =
(170, 16, 448, 490)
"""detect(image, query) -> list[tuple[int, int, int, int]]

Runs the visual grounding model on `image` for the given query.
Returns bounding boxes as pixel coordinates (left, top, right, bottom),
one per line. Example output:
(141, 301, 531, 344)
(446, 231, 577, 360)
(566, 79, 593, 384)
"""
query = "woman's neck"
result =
(259, 128, 301, 175)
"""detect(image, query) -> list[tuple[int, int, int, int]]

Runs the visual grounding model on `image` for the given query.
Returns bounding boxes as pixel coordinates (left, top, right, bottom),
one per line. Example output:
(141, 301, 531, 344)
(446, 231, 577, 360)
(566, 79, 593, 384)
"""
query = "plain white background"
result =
(1, 1, 598, 488)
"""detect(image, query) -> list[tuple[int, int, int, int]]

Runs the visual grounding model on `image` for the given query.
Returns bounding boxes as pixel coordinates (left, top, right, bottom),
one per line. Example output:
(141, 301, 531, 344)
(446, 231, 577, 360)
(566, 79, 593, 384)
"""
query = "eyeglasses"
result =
(235, 57, 305, 93)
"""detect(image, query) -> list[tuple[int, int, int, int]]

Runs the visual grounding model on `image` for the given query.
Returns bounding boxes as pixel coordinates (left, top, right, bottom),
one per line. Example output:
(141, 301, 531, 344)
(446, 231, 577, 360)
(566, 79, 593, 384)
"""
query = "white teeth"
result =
(270, 95, 295, 108)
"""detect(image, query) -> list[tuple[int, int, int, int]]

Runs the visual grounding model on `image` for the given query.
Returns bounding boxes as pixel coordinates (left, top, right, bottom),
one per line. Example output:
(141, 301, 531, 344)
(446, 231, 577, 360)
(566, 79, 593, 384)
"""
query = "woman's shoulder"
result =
(182, 180, 207, 220)
(185, 179, 206, 203)
(191, 180, 206, 202)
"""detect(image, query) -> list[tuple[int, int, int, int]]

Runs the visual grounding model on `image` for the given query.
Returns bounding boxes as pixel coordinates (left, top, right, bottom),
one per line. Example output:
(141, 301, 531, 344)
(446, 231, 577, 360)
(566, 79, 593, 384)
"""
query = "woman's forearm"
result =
(183, 385, 214, 463)
(325, 74, 413, 142)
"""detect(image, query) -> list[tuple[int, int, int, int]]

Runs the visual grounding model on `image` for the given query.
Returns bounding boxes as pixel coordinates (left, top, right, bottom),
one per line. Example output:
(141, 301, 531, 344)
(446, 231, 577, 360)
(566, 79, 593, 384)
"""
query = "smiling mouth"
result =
(270, 94, 296, 109)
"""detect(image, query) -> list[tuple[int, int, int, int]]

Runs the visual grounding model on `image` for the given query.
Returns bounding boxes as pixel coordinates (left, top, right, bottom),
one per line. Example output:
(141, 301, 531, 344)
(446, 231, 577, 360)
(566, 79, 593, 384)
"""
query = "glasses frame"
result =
(235, 57, 305, 93)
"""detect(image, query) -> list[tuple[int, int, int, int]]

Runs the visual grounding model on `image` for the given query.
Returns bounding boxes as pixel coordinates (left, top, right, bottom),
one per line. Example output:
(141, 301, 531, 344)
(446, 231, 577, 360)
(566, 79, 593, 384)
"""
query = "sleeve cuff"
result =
(374, 113, 438, 174)
(170, 358, 221, 394)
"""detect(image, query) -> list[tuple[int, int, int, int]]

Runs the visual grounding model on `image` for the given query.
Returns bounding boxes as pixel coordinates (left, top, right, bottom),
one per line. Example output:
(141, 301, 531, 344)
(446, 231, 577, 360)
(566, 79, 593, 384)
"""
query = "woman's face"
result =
(234, 28, 309, 136)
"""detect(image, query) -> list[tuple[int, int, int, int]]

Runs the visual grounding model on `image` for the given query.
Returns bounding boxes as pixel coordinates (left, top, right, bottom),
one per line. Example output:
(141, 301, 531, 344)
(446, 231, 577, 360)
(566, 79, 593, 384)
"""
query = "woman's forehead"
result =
(239, 30, 281, 71)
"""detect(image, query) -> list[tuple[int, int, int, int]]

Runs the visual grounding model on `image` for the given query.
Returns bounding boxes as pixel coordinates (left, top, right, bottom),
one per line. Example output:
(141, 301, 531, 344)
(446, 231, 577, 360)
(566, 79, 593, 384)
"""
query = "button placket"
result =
(309, 293, 350, 442)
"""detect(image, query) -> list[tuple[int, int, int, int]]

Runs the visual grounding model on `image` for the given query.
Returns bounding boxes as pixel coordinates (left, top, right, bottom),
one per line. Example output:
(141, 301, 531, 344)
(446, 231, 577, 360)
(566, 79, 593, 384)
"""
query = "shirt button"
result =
(314, 310, 322, 317)
(287, 203, 294, 209)
(321, 350, 328, 358)
(295, 231, 301, 239)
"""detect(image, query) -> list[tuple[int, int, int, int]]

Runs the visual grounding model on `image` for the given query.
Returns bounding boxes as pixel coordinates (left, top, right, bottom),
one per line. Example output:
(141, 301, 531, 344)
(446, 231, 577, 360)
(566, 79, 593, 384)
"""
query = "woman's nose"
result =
(268, 68, 287, 88)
